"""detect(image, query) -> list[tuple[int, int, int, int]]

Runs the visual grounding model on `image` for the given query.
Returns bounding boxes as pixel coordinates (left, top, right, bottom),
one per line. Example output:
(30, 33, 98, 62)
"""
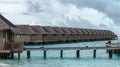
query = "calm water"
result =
(0, 40, 120, 67)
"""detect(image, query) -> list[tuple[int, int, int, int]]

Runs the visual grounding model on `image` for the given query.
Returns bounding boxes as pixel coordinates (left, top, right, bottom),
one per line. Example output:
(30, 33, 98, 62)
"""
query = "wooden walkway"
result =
(0, 50, 11, 53)
(20, 46, 120, 59)
(24, 46, 120, 51)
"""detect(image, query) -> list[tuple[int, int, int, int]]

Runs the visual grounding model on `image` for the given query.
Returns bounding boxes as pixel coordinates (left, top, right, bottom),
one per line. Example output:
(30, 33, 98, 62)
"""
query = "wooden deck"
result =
(0, 50, 11, 53)
(22, 46, 120, 59)
(1, 42, 119, 60)
(107, 43, 120, 47)
(106, 43, 120, 54)
(24, 46, 120, 51)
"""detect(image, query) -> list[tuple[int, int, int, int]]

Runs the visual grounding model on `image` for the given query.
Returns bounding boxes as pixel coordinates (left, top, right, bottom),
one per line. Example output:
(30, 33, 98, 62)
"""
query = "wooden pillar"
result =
(109, 50, 112, 58)
(44, 50, 47, 58)
(93, 50, 96, 58)
(0, 53, 1, 59)
(27, 50, 30, 59)
(3, 53, 5, 59)
(11, 52, 14, 59)
(18, 52, 21, 60)
(60, 50, 63, 58)
(76, 50, 80, 58)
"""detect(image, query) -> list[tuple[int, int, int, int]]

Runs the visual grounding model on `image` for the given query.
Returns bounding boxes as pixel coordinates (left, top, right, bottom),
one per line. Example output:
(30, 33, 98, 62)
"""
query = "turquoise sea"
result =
(0, 39, 120, 67)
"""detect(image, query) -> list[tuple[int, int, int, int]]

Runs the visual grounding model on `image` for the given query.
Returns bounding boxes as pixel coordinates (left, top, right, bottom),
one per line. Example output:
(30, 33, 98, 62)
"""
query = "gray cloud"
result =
(60, 0, 120, 25)
(25, 0, 116, 28)
(1, 0, 119, 35)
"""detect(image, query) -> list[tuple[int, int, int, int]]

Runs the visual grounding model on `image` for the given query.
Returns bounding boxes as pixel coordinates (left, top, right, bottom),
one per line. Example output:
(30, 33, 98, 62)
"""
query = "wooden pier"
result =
(106, 42, 120, 54)
(0, 50, 11, 59)
(22, 46, 120, 59)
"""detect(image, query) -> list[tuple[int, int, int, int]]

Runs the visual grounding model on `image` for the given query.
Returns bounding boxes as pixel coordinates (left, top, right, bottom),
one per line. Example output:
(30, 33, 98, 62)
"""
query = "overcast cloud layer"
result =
(0, 0, 120, 35)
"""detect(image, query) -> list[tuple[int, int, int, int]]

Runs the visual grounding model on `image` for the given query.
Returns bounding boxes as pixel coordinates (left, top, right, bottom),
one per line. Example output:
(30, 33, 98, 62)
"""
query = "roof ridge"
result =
(0, 14, 16, 28)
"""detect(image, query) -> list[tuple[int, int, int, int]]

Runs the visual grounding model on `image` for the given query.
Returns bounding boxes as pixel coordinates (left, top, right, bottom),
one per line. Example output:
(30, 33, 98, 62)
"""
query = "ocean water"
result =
(0, 40, 120, 67)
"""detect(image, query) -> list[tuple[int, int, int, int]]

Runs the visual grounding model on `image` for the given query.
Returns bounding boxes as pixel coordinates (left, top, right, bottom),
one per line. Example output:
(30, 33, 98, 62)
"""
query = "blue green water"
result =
(0, 40, 120, 67)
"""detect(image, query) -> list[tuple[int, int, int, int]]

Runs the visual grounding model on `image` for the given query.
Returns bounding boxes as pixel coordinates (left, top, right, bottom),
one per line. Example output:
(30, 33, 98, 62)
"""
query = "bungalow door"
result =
(3, 29, 14, 43)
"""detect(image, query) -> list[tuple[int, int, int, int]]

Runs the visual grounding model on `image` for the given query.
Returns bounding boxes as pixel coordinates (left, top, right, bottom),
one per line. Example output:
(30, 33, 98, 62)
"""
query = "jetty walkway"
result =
(1, 43, 120, 60)
(22, 46, 120, 59)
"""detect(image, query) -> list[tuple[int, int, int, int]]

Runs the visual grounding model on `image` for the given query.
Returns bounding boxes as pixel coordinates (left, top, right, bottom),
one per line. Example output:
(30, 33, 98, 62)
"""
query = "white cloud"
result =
(0, 1, 27, 14)
(26, 0, 116, 27)
(0, 0, 119, 35)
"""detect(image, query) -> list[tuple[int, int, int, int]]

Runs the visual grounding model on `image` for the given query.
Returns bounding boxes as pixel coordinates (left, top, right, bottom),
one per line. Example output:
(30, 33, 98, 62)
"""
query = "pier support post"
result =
(76, 50, 80, 58)
(3, 53, 5, 59)
(60, 50, 63, 58)
(11, 52, 14, 59)
(93, 50, 96, 58)
(44, 50, 47, 58)
(18, 52, 21, 60)
(27, 50, 30, 59)
(109, 50, 112, 58)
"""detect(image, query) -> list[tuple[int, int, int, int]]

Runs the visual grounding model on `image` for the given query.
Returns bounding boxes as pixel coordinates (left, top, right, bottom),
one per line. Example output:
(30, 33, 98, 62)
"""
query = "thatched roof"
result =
(105, 30, 113, 35)
(89, 30, 96, 34)
(67, 28, 77, 34)
(101, 30, 106, 34)
(31, 26, 46, 34)
(80, 29, 88, 34)
(41, 26, 55, 34)
(0, 14, 117, 38)
(97, 30, 102, 34)
(85, 29, 93, 34)
(0, 14, 17, 30)
(51, 27, 64, 34)
(15, 25, 35, 34)
(94, 30, 100, 34)
(74, 28, 83, 34)
(60, 27, 71, 34)
(108, 30, 116, 35)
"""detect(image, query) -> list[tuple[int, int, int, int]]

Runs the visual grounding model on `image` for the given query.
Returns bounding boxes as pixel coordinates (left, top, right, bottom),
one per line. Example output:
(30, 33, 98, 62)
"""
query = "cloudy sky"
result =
(0, 0, 120, 35)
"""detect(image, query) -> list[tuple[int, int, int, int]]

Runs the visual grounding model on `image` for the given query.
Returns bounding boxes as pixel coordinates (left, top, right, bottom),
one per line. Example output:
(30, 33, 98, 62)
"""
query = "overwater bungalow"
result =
(15, 25, 34, 42)
(41, 26, 56, 42)
(0, 14, 118, 59)
(79, 29, 89, 41)
(107, 30, 117, 40)
(0, 14, 16, 50)
(0, 14, 117, 46)
(97, 30, 103, 40)
(59, 27, 71, 41)
(67, 28, 78, 41)
(84, 29, 92, 40)
(90, 29, 97, 40)
(0, 14, 23, 59)
(74, 28, 83, 40)
(94, 30, 100, 40)
(102, 30, 108, 40)
(30, 26, 45, 42)
(51, 27, 64, 41)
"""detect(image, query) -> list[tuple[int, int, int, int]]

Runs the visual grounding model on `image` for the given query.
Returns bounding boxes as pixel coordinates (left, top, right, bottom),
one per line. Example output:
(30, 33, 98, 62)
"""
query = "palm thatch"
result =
(51, 27, 64, 34)
(0, 14, 16, 30)
(67, 28, 77, 34)
(60, 27, 71, 34)
(16, 25, 34, 34)
(41, 26, 55, 34)
(31, 26, 46, 34)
